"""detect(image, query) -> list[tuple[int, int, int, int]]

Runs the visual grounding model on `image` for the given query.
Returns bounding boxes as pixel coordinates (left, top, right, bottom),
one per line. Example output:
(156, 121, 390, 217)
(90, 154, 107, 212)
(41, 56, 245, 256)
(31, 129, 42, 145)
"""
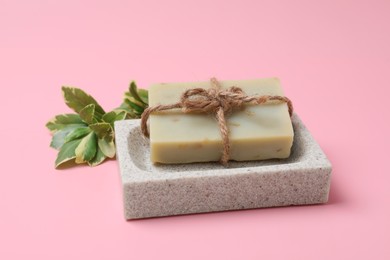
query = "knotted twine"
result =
(141, 78, 293, 166)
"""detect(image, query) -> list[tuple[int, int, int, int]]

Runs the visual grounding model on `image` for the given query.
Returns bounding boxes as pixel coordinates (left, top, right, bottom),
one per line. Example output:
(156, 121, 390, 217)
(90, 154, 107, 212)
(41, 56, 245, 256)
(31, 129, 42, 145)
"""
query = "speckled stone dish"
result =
(115, 114, 332, 219)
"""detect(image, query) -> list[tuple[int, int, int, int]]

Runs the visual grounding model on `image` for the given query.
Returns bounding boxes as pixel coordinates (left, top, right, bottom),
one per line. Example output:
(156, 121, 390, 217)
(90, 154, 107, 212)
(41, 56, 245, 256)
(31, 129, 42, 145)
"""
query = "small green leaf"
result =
(102, 111, 127, 127)
(125, 98, 144, 115)
(124, 93, 144, 107)
(113, 103, 137, 119)
(102, 111, 117, 123)
(79, 104, 95, 124)
(50, 125, 86, 150)
(129, 81, 147, 105)
(138, 89, 148, 104)
(55, 139, 82, 168)
(87, 147, 107, 167)
(98, 138, 116, 158)
(75, 132, 97, 164)
(46, 114, 85, 133)
(89, 122, 114, 141)
(62, 87, 105, 118)
(64, 127, 91, 143)
(114, 111, 127, 121)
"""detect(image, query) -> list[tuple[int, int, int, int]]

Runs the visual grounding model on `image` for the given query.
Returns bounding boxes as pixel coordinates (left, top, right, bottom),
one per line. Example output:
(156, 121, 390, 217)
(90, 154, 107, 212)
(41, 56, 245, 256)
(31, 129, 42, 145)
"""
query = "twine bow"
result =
(141, 77, 293, 166)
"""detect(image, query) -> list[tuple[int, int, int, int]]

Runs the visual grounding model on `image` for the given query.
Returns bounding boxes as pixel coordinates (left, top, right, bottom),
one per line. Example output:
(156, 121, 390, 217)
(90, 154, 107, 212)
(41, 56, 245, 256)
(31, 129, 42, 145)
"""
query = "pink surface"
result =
(1, 0, 389, 259)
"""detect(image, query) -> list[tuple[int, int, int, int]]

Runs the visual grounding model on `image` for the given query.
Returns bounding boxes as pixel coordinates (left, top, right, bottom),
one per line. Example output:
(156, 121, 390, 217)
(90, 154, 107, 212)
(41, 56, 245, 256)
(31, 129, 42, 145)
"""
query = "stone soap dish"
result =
(115, 114, 332, 220)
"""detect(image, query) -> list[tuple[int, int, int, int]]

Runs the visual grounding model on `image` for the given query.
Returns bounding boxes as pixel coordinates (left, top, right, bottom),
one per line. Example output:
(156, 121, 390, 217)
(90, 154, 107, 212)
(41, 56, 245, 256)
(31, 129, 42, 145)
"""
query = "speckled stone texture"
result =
(115, 114, 332, 219)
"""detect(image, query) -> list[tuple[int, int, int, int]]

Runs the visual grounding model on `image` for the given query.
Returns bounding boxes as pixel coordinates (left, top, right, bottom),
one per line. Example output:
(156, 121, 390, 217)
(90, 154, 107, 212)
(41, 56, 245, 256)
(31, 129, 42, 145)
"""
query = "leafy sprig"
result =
(114, 81, 149, 118)
(46, 82, 148, 168)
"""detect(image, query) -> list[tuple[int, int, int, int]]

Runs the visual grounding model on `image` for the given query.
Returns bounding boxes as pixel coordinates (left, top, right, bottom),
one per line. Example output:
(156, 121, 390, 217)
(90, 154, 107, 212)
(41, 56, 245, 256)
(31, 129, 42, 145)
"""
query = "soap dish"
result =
(115, 114, 332, 219)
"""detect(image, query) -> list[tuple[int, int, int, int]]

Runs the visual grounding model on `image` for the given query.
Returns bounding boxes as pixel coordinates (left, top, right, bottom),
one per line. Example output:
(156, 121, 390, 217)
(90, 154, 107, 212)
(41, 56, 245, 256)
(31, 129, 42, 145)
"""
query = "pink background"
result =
(1, 0, 389, 259)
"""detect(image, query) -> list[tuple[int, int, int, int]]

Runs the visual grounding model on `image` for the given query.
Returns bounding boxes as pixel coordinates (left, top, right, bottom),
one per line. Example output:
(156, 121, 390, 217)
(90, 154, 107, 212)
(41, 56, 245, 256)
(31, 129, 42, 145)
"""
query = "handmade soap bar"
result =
(149, 78, 294, 164)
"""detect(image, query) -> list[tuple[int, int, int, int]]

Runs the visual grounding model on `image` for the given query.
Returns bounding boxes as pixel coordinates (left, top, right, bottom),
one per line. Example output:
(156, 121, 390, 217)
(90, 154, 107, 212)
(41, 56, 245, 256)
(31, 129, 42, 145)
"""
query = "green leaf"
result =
(50, 125, 86, 150)
(129, 81, 147, 105)
(113, 103, 137, 119)
(46, 114, 85, 133)
(98, 138, 116, 158)
(89, 122, 114, 142)
(87, 147, 107, 167)
(55, 139, 82, 168)
(102, 111, 127, 127)
(125, 98, 144, 115)
(114, 111, 127, 121)
(124, 93, 144, 107)
(79, 104, 95, 124)
(51, 131, 69, 150)
(138, 89, 148, 104)
(102, 111, 117, 123)
(64, 127, 91, 143)
(120, 81, 148, 119)
(62, 87, 105, 118)
(75, 132, 97, 164)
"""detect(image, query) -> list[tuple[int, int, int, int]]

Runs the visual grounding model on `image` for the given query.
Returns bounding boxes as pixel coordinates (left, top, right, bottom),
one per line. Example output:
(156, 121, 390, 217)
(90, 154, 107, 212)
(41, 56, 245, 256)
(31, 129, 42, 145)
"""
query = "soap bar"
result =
(149, 78, 294, 164)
